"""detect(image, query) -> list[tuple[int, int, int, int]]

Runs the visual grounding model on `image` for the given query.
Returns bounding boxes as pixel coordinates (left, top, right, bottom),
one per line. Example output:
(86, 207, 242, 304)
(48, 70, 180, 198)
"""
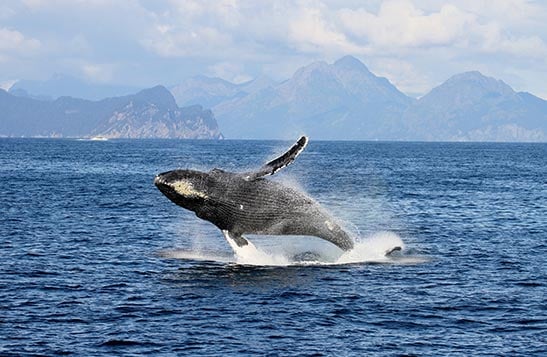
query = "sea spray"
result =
(337, 231, 405, 264)
(161, 231, 415, 266)
(158, 248, 233, 263)
(226, 237, 291, 266)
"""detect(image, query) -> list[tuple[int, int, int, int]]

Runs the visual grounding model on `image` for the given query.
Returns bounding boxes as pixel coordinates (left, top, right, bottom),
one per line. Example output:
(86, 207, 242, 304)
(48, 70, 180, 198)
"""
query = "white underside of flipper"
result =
(221, 230, 289, 265)
(244, 136, 308, 180)
(222, 230, 254, 251)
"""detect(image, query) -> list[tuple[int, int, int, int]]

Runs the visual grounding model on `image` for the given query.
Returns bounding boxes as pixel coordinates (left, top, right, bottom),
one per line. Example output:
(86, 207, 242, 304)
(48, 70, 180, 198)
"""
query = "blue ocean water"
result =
(1, 138, 546, 355)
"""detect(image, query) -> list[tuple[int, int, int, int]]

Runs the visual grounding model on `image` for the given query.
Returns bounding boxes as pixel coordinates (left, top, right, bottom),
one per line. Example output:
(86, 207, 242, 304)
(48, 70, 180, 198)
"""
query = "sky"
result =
(0, 0, 546, 98)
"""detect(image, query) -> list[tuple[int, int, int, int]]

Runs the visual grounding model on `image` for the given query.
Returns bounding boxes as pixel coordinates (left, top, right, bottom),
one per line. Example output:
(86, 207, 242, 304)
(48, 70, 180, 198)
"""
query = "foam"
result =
(158, 249, 233, 263)
(337, 231, 404, 264)
(161, 231, 426, 266)
(229, 238, 291, 266)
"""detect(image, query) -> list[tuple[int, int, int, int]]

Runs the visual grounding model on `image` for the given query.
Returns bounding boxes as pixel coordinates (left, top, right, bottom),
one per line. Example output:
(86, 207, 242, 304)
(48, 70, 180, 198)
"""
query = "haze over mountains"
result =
(170, 75, 276, 109)
(9, 73, 139, 101)
(2, 56, 546, 141)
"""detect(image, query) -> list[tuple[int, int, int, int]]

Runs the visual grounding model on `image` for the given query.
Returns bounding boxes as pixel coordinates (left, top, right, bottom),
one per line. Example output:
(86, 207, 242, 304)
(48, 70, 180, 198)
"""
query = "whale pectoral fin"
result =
(222, 230, 249, 247)
(385, 246, 402, 256)
(244, 136, 308, 180)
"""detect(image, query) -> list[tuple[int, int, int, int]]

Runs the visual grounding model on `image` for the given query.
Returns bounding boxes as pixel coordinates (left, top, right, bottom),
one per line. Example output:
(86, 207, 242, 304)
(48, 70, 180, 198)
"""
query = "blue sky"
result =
(1, 0, 546, 98)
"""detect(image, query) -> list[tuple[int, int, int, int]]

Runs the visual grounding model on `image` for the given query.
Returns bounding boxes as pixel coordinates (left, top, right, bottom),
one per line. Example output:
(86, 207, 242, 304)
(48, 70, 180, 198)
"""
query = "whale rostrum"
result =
(154, 136, 354, 251)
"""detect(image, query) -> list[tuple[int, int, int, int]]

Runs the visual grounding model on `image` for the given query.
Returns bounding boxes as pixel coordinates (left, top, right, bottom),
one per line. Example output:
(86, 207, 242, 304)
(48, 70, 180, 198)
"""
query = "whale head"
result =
(154, 169, 210, 211)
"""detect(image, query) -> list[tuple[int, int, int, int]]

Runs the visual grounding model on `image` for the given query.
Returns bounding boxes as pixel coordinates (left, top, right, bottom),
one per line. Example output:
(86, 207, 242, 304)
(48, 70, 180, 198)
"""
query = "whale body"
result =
(154, 137, 354, 251)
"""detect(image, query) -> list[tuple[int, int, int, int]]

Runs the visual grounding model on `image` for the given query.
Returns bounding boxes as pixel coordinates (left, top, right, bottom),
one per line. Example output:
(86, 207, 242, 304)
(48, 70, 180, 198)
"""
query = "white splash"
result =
(158, 249, 233, 263)
(338, 231, 405, 264)
(228, 238, 291, 266)
(161, 231, 426, 266)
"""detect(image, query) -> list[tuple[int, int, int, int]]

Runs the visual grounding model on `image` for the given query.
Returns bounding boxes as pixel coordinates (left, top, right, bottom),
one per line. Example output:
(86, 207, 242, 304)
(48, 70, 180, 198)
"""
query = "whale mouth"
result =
(154, 174, 178, 199)
(154, 172, 208, 212)
(154, 174, 164, 186)
(154, 174, 170, 190)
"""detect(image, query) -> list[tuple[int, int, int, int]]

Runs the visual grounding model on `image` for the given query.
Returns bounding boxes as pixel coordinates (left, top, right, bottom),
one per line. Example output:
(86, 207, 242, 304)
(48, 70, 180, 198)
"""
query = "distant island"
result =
(0, 86, 222, 139)
(2, 56, 546, 142)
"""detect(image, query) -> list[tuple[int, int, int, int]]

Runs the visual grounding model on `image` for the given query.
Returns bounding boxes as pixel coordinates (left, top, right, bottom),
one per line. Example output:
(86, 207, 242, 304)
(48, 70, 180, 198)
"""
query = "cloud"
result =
(332, 0, 547, 94)
(168, 0, 241, 28)
(338, 2, 474, 50)
(1, 0, 546, 97)
(478, 26, 547, 59)
(368, 58, 432, 96)
(144, 25, 233, 58)
(144, 0, 547, 64)
(288, 4, 363, 55)
(142, 0, 253, 60)
(1, 1, 157, 82)
(142, 1, 285, 60)
(207, 62, 252, 84)
(0, 4, 16, 19)
(22, 0, 114, 10)
(0, 79, 17, 90)
(440, 0, 547, 27)
(337, 0, 547, 59)
(0, 27, 41, 53)
(81, 63, 114, 83)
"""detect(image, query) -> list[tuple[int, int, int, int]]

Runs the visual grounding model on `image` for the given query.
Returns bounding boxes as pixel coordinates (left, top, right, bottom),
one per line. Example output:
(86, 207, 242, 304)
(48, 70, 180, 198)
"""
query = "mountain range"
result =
(3, 56, 546, 141)
(189, 56, 544, 141)
(9, 73, 139, 101)
(0, 86, 222, 139)
(401, 71, 546, 141)
(212, 56, 415, 140)
(170, 75, 276, 109)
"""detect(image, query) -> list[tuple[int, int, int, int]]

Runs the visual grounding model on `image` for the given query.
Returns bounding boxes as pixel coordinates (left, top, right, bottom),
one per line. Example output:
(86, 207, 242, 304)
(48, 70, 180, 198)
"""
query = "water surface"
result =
(1, 139, 545, 355)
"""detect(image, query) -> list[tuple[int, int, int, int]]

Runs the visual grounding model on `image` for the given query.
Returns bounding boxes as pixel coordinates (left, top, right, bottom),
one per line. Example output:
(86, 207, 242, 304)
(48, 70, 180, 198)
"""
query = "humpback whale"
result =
(154, 137, 354, 251)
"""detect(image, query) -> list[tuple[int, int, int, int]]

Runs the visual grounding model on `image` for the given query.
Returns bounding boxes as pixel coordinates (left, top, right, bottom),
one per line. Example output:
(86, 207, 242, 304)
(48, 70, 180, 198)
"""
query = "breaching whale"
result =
(154, 136, 354, 251)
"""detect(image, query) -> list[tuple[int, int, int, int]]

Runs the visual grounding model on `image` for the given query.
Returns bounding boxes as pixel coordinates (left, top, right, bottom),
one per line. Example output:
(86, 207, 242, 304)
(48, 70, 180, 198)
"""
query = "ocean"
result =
(1, 138, 545, 355)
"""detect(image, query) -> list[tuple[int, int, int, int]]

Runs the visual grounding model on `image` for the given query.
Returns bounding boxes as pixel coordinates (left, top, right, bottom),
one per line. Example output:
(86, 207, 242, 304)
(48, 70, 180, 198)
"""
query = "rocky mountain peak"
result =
(238, 75, 276, 94)
(292, 61, 332, 80)
(334, 55, 371, 73)
(443, 71, 515, 96)
(133, 85, 178, 109)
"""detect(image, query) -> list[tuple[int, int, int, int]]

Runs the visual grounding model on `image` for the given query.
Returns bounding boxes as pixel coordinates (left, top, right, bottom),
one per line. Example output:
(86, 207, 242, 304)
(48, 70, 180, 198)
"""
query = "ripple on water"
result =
(1, 139, 546, 356)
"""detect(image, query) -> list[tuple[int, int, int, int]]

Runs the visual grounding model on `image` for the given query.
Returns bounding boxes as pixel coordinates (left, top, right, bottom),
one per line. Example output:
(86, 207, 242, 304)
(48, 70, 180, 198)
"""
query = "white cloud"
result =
(148, 0, 547, 65)
(0, 79, 17, 90)
(368, 58, 432, 96)
(144, 25, 233, 58)
(141, 0, 245, 59)
(207, 62, 252, 84)
(1, 0, 546, 97)
(338, 2, 474, 50)
(168, 0, 241, 28)
(22, 0, 114, 10)
(335, 0, 547, 59)
(439, 0, 547, 27)
(81, 63, 114, 83)
(0, 27, 41, 53)
(288, 4, 363, 55)
(479, 28, 547, 58)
